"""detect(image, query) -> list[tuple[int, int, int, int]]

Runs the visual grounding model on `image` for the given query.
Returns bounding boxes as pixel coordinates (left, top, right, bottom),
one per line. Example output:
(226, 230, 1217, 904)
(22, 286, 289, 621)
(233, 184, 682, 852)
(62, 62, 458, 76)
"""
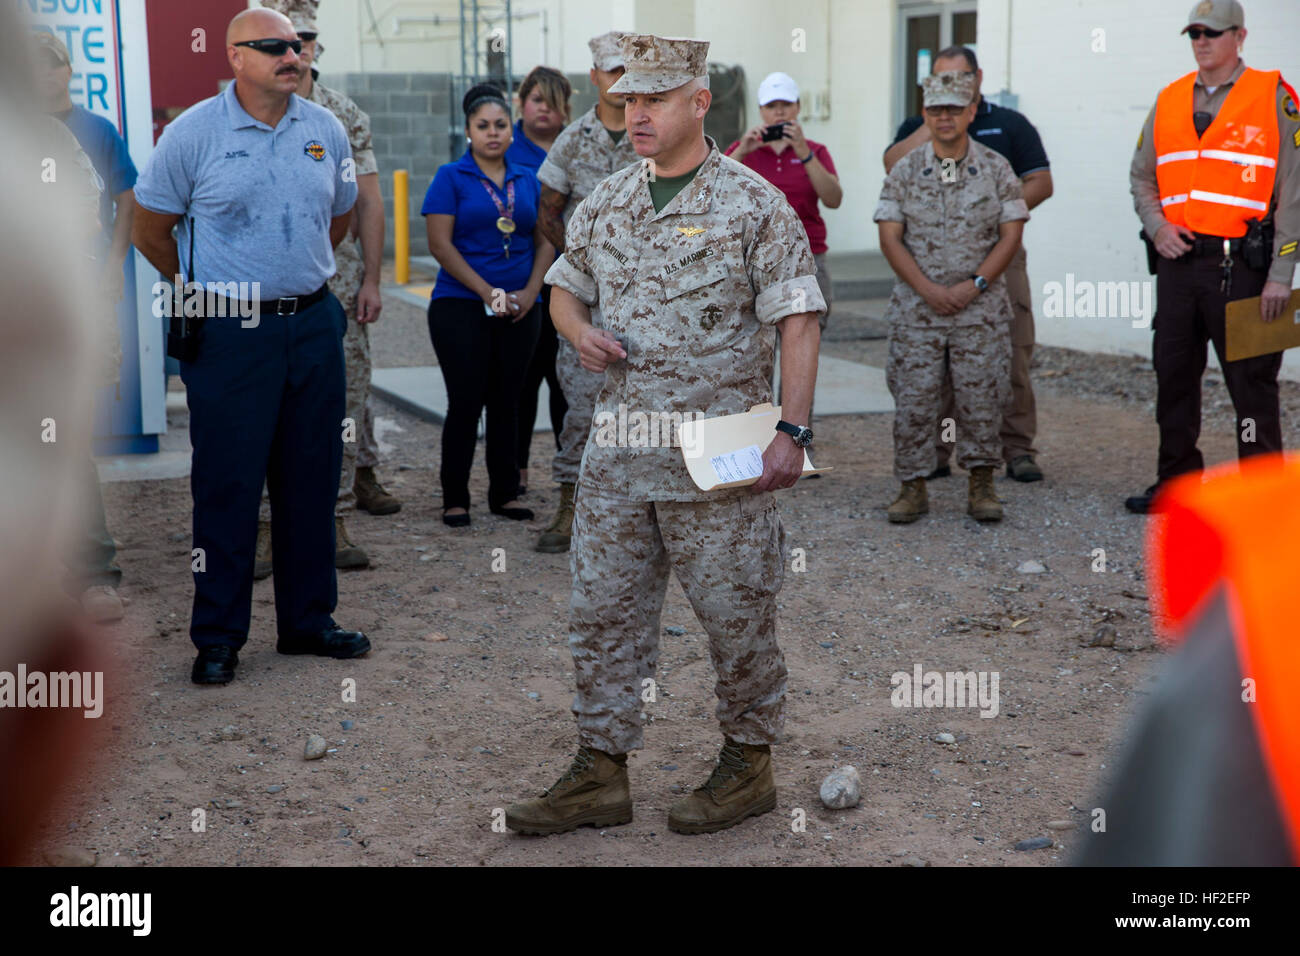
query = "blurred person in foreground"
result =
(1, 10, 112, 865)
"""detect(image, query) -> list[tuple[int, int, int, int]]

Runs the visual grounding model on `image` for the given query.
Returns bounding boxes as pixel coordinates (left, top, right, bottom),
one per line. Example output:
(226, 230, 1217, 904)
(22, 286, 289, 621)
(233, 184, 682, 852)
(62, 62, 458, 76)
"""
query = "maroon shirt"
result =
(724, 138, 836, 254)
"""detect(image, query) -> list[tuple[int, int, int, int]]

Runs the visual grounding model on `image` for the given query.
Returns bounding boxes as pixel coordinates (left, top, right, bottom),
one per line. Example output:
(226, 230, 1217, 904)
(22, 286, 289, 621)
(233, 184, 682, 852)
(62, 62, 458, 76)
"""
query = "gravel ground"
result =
(29, 277, 1295, 867)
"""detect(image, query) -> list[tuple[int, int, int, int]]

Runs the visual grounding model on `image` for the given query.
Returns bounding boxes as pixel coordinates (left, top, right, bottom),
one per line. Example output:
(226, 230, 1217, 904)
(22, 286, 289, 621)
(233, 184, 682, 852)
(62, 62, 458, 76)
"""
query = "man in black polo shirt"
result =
(885, 45, 1054, 484)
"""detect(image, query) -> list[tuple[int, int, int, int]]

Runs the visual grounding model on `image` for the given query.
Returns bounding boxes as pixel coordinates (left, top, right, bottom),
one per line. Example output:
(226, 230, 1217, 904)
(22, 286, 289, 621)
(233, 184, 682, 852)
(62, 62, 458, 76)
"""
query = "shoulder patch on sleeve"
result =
(1284, 94, 1300, 122)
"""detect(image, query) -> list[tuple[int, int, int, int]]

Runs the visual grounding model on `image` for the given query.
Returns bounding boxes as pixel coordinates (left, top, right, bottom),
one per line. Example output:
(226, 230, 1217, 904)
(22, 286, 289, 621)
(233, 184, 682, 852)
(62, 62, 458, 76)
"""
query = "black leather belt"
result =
(207, 283, 329, 317)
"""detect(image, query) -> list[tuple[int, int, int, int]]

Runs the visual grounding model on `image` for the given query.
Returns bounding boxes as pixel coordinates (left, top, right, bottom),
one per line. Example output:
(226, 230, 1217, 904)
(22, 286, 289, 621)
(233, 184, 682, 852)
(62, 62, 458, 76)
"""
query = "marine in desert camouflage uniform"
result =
(255, 0, 399, 578)
(506, 34, 825, 837)
(532, 30, 640, 553)
(874, 70, 1027, 525)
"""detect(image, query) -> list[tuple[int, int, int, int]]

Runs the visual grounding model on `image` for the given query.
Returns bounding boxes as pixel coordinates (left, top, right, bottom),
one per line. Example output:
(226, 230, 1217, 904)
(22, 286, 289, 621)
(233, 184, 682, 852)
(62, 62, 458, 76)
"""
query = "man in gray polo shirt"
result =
(132, 7, 369, 685)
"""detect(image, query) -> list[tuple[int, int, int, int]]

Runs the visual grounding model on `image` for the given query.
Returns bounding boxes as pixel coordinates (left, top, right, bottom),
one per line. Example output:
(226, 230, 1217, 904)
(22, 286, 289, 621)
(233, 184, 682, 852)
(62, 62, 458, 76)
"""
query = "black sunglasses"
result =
(297, 32, 318, 42)
(1187, 26, 1237, 40)
(234, 38, 302, 56)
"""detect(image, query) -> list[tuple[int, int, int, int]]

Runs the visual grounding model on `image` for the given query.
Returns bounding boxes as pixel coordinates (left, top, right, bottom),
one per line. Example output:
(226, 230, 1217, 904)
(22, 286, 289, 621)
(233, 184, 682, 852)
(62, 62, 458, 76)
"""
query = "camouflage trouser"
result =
(552, 334, 605, 485)
(568, 483, 789, 754)
(887, 322, 1010, 481)
(260, 237, 379, 519)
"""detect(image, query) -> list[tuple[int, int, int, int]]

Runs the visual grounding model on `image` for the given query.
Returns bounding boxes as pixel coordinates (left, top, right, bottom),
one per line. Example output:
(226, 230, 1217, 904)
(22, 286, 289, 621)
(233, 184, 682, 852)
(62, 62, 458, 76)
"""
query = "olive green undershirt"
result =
(648, 159, 706, 213)
(606, 126, 625, 144)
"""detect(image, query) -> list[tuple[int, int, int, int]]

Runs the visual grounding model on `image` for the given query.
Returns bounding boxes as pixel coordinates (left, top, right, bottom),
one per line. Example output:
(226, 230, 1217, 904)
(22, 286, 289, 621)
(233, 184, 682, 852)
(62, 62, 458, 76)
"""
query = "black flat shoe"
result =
(192, 646, 238, 685)
(490, 505, 534, 521)
(1125, 484, 1160, 514)
(276, 626, 371, 658)
(443, 510, 470, 527)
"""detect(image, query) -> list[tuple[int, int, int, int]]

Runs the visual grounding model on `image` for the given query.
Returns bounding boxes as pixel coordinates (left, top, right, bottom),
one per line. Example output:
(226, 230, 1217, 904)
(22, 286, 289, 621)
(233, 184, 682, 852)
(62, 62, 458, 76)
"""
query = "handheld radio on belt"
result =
(165, 216, 202, 363)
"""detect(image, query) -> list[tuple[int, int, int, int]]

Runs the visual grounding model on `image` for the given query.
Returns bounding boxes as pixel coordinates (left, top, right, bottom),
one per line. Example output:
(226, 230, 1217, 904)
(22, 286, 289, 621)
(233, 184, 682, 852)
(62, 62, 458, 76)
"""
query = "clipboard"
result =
(679, 402, 831, 492)
(1225, 289, 1300, 361)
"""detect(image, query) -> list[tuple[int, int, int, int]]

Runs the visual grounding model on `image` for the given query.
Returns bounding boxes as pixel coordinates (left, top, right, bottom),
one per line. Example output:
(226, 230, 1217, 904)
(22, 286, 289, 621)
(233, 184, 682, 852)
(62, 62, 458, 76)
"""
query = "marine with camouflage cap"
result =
(874, 70, 1028, 524)
(506, 34, 826, 837)
(1125, 0, 1300, 515)
(532, 30, 641, 554)
(252, 0, 400, 581)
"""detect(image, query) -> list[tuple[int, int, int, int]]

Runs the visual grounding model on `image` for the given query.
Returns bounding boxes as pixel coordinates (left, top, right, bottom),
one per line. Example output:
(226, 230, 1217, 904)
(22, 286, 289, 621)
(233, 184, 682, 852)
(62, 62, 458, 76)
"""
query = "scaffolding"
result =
(453, 0, 514, 157)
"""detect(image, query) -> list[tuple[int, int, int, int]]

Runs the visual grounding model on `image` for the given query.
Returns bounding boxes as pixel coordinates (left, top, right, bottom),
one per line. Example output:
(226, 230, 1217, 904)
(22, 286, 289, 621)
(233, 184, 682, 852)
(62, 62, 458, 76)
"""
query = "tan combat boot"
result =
(354, 466, 402, 515)
(505, 745, 633, 835)
(535, 482, 575, 554)
(968, 466, 1003, 522)
(335, 515, 370, 569)
(253, 518, 273, 580)
(80, 585, 125, 623)
(667, 738, 777, 834)
(887, 478, 929, 524)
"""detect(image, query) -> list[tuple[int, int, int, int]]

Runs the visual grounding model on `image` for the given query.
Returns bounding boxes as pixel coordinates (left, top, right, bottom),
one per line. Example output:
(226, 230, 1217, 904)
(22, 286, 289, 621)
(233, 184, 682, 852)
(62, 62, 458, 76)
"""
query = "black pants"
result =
(427, 296, 541, 510)
(1153, 251, 1281, 482)
(182, 295, 346, 650)
(517, 285, 568, 472)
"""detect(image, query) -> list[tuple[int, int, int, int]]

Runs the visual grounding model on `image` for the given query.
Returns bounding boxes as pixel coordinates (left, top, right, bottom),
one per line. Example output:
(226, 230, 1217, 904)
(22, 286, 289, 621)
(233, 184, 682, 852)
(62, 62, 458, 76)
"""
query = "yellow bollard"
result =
(394, 169, 409, 285)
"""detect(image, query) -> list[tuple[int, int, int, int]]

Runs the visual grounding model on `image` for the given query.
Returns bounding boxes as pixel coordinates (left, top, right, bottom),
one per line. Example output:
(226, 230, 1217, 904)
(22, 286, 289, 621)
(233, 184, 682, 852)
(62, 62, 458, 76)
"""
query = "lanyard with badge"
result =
(477, 177, 516, 258)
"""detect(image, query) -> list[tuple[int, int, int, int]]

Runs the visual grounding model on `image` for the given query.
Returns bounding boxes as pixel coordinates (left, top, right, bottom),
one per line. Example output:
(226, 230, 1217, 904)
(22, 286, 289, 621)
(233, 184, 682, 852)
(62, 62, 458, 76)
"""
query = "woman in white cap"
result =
(726, 71, 842, 324)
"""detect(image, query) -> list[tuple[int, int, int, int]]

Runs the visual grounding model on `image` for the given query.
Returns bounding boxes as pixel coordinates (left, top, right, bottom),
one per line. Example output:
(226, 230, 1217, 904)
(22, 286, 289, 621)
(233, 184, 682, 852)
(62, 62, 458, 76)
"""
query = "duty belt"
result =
(1189, 233, 1244, 257)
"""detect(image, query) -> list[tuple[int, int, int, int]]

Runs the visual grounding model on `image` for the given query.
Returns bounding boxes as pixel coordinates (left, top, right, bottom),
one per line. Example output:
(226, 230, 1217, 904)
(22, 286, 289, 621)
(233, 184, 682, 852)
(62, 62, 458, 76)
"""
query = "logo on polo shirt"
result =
(304, 140, 326, 161)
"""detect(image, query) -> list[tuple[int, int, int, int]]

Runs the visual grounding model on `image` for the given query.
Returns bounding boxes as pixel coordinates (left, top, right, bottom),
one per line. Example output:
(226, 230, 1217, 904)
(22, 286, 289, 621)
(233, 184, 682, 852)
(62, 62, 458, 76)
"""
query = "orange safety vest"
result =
(1153, 67, 1281, 238)
(1147, 454, 1300, 862)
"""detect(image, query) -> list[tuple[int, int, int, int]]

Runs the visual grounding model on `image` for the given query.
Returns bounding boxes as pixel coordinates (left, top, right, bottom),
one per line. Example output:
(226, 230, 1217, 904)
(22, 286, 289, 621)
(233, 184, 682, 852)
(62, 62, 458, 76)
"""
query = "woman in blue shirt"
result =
(423, 83, 554, 527)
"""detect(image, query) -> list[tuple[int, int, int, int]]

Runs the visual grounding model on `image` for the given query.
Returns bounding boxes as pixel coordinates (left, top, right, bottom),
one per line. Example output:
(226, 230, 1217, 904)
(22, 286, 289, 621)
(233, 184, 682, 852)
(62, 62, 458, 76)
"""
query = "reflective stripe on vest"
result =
(1147, 453, 1300, 863)
(1153, 68, 1281, 237)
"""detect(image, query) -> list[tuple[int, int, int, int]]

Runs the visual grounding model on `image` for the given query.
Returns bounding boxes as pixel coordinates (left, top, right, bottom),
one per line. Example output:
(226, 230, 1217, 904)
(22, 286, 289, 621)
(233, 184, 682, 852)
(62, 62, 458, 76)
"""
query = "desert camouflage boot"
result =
(668, 738, 777, 834)
(887, 478, 929, 524)
(505, 744, 633, 835)
(535, 481, 576, 553)
(968, 465, 1003, 522)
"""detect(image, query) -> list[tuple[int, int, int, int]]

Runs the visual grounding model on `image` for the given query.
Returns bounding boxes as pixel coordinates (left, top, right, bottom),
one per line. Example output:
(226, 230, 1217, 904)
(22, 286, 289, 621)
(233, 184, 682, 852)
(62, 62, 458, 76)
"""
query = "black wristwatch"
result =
(775, 420, 814, 447)
(971, 274, 988, 293)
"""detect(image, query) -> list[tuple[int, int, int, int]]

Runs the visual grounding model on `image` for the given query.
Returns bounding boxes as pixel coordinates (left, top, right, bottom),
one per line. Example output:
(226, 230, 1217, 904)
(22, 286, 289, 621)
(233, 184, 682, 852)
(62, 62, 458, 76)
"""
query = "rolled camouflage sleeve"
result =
(537, 155, 571, 195)
(749, 200, 826, 325)
(348, 106, 378, 177)
(993, 155, 1030, 223)
(543, 193, 597, 305)
(873, 160, 907, 223)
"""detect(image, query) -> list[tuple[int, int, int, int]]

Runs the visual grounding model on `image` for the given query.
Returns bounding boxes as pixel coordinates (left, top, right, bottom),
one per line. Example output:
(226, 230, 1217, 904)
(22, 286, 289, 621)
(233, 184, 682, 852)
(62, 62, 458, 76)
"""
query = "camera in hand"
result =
(761, 122, 789, 142)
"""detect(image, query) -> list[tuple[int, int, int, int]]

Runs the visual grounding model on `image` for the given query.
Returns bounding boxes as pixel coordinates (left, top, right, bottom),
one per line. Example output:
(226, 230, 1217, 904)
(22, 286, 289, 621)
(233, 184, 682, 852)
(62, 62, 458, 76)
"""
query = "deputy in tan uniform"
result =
(254, 0, 399, 577)
(506, 34, 825, 837)
(533, 31, 640, 554)
(1125, 0, 1300, 514)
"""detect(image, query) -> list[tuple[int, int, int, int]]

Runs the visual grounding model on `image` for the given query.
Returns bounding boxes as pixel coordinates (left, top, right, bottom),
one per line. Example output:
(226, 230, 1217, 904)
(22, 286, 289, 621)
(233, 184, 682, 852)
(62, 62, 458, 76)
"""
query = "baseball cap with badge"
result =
(588, 31, 626, 71)
(922, 70, 975, 108)
(606, 34, 709, 95)
(1181, 0, 1244, 33)
(758, 71, 799, 105)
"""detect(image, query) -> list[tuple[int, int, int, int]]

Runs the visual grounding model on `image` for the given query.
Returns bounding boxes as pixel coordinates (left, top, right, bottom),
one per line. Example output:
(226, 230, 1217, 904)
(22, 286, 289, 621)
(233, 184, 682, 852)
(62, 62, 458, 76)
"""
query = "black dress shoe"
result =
(490, 505, 534, 520)
(1125, 484, 1160, 514)
(276, 626, 371, 658)
(192, 646, 238, 685)
(926, 464, 952, 480)
(443, 510, 470, 527)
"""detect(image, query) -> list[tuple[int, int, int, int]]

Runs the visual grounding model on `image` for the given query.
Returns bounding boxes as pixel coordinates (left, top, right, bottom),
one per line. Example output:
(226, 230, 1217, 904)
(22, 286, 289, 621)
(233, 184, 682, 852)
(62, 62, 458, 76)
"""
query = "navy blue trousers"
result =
(181, 294, 346, 650)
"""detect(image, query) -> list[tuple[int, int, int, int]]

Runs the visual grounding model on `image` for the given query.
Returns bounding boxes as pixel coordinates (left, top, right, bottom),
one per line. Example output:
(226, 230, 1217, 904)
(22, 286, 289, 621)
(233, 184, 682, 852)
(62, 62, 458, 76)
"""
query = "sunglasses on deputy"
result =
(1186, 26, 1237, 40)
(234, 38, 302, 56)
